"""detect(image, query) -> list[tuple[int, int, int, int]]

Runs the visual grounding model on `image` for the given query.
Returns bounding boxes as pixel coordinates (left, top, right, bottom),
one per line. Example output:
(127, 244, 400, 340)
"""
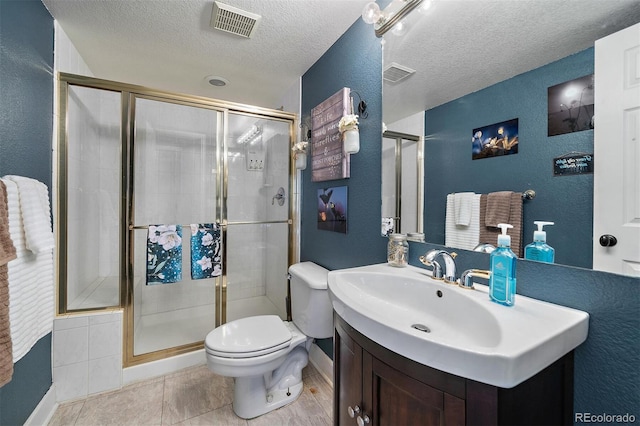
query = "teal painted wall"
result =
(0, 0, 54, 424)
(425, 48, 594, 269)
(300, 18, 386, 270)
(301, 13, 639, 422)
(301, 13, 386, 359)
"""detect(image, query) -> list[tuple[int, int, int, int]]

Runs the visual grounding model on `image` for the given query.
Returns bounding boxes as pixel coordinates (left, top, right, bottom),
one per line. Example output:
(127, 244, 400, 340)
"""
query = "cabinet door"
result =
(335, 325, 363, 426)
(366, 357, 465, 426)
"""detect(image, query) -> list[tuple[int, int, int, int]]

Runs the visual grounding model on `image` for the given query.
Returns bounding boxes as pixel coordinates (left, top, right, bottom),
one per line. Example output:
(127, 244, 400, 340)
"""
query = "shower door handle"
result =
(272, 187, 286, 206)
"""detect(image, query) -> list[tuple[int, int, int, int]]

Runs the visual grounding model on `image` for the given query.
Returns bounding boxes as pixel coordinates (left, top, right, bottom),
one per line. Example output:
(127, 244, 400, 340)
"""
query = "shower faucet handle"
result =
(272, 187, 286, 206)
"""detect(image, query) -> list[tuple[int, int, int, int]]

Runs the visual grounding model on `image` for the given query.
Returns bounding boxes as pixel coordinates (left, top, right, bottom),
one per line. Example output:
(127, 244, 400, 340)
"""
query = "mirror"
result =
(380, 0, 640, 270)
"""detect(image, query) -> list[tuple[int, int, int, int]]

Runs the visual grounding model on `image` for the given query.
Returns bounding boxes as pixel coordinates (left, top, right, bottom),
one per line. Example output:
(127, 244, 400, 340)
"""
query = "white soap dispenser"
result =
(524, 221, 555, 263)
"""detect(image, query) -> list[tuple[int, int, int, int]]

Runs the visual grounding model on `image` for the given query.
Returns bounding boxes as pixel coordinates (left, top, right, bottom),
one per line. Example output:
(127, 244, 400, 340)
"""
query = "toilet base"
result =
(233, 377, 304, 419)
(231, 345, 308, 419)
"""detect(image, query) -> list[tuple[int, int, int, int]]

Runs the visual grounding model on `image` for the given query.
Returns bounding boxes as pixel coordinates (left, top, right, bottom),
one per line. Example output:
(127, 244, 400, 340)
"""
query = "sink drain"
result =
(411, 324, 431, 333)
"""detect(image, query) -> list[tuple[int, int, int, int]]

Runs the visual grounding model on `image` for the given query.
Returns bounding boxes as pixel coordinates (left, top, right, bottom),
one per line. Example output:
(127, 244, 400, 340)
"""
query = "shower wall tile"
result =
(53, 311, 123, 402)
(53, 326, 89, 368)
(88, 355, 121, 395)
(89, 317, 122, 359)
(54, 315, 89, 331)
(53, 362, 89, 402)
(54, 21, 93, 76)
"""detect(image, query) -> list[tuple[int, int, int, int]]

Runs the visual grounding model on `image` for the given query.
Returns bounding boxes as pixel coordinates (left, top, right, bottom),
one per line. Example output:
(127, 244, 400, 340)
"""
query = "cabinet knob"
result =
(348, 405, 361, 418)
(357, 414, 371, 426)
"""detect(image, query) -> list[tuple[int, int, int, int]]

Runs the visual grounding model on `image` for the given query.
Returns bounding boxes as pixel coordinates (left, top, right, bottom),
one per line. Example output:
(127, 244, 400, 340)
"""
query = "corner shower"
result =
(57, 74, 297, 366)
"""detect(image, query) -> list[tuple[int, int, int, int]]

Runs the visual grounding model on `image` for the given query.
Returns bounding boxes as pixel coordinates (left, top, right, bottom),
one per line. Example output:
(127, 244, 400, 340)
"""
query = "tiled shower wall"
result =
(226, 128, 289, 316)
(54, 22, 125, 402)
(52, 311, 123, 401)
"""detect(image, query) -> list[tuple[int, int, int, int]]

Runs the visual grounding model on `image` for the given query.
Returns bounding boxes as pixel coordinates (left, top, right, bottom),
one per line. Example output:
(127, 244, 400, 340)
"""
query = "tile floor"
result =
(48, 363, 333, 425)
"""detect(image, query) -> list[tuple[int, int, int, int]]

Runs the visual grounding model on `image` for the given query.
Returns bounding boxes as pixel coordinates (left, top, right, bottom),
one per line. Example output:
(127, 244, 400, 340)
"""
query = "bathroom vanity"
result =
(327, 264, 589, 426)
(334, 314, 574, 426)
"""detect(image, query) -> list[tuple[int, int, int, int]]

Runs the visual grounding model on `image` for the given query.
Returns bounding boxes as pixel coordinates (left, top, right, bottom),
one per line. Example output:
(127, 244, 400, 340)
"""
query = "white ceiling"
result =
(383, 0, 640, 123)
(42, 0, 640, 122)
(42, 0, 371, 110)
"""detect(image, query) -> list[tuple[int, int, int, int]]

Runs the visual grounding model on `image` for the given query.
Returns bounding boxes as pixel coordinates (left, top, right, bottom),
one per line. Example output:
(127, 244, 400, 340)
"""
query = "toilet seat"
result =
(205, 315, 292, 359)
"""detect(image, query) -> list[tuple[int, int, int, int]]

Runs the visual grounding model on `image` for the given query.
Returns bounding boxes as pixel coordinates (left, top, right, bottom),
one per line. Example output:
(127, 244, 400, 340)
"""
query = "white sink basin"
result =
(327, 263, 589, 388)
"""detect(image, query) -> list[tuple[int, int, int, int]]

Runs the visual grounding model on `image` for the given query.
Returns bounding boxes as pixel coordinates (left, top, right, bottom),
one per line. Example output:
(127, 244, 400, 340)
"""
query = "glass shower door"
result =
(63, 85, 122, 311)
(224, 113, 292, 323)
(130, 96, 221, 357)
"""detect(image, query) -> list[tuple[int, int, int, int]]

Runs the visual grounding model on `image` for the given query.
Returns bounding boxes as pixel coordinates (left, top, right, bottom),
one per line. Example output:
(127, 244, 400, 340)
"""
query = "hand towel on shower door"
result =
(146, 225, 182, 285)
(190, 224, 221, 280)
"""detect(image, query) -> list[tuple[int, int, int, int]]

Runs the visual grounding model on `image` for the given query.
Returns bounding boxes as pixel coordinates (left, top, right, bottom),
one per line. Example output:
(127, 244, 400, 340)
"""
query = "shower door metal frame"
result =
(55, 73, 299, 368)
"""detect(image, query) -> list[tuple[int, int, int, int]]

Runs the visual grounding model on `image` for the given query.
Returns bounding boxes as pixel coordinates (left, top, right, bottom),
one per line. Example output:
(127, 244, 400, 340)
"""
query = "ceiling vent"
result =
(210, 1, 261, 38)
(384, 62, 416, 83)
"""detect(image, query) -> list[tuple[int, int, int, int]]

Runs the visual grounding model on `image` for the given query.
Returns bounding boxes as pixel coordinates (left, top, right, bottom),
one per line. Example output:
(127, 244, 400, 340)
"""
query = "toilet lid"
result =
(205, 315, 292, 358)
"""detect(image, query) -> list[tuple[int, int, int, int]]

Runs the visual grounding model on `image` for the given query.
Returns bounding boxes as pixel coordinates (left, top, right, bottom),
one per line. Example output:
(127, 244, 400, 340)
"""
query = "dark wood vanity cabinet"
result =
(334, 313, 574, 426)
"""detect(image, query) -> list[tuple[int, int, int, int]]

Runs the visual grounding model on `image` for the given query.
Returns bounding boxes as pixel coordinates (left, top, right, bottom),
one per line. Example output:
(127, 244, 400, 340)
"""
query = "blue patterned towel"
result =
(146, 225, 182, 285)
(190, 223, 221, 280)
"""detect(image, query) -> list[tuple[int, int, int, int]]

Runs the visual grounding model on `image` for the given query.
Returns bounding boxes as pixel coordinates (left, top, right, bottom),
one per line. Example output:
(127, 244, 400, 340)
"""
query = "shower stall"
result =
(57, 74, 297, 366)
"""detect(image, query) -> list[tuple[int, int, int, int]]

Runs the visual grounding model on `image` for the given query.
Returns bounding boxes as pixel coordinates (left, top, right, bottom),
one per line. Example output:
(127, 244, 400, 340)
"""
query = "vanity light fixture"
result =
(362, 0, 425, 37)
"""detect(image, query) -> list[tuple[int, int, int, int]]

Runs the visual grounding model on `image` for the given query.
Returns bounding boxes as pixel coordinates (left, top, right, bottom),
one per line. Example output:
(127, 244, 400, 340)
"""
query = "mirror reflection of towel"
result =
(146, 225, 182, 285)
(446, 193, 481, 250)
(190, 223, 221, 280)
(454, 192, 475, 226)
(479, 192, 524, 257)
(484, 191, 513, 227)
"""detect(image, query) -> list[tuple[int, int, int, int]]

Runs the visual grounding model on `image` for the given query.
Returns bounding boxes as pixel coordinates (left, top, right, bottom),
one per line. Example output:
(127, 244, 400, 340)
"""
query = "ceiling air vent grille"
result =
(384, 62, 416, 83)
(211, 1, 261, 39)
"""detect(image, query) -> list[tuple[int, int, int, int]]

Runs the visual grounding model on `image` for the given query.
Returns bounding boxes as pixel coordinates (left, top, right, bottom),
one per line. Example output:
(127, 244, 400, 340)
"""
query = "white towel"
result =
(445, 193, 481, 251)
(3, 176, 54, 254)
(454, 192, 475, 226)
(1, 178, 54, 362)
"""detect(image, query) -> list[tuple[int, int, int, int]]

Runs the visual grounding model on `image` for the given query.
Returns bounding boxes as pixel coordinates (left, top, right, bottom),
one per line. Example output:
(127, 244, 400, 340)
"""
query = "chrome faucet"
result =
(419, 249, 457, 283)
(458, 269, 491, 289)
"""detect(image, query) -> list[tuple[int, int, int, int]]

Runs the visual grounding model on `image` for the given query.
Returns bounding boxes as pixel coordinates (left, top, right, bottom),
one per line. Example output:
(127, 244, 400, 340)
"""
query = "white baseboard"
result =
(25, 384, 58, 426)
(122, 349, 206, 386)
(309, 343, 333, 386)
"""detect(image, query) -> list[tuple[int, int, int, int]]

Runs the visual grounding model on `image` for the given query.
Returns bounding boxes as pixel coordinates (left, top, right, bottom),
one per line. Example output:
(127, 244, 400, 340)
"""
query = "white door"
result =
(593, 22, 640, 276)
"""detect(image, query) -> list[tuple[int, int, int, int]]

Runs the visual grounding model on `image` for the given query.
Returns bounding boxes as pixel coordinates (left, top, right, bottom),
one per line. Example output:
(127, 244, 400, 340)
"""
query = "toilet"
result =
(204, 262, 333, 419)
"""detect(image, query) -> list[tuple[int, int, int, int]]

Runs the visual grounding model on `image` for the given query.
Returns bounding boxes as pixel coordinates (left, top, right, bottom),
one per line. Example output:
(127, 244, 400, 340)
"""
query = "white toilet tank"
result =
(288, 262, 333, 339)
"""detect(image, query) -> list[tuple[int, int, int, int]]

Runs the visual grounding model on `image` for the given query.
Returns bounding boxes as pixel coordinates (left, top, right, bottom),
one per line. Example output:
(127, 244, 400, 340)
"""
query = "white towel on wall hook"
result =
(3, 176, 54, 254)
(1, 177, 54, 362)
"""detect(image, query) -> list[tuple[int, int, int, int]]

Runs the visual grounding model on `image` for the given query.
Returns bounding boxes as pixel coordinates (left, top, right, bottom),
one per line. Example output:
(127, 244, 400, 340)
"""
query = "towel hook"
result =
(522, 189, 536, 200)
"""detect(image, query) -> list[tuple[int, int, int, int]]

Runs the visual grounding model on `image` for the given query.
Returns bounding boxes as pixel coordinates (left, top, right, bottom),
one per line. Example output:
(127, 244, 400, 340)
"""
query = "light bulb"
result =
(361, 2, 382, 25)
(418, 0, 433, 14)
(391, 19, 408, 36)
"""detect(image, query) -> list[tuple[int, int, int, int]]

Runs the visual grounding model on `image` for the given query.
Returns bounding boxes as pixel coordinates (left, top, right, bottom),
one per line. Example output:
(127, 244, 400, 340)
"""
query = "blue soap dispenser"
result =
(524, 221, 555, 263)
(489, 223, 517, 306)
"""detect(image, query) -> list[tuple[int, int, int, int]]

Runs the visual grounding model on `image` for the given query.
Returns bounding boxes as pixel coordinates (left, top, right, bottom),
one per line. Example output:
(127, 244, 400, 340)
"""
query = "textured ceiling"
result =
(42, 0, 371, 110)
(42, 0, 640, 121)
(383, 0, 640, 123)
